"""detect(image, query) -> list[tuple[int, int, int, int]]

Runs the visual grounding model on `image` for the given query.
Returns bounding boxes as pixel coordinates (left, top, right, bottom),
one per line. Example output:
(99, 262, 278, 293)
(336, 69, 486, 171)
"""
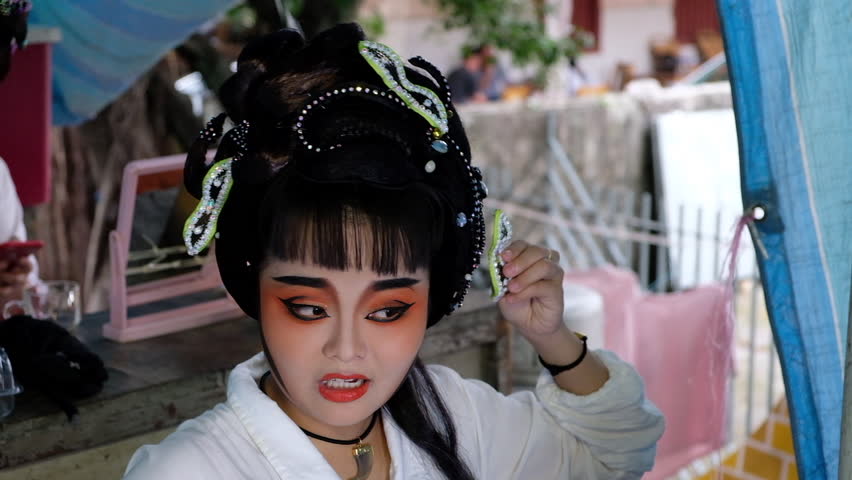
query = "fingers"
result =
(501, 279, 563, 308)
(506, 258, 562, 296)
(0, 285, 23, 303)
(500, 241, 564, 302)
(545, 248, 560, 263)
(501, 241, 562, 281)
(0, 271, 28, 287)
(499, 239, 528, 265)
(9, 256, 33, 274)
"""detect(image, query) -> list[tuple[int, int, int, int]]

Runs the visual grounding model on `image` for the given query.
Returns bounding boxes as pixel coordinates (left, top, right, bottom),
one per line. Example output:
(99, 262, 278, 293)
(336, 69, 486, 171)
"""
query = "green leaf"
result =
(428, 0, 590, 85)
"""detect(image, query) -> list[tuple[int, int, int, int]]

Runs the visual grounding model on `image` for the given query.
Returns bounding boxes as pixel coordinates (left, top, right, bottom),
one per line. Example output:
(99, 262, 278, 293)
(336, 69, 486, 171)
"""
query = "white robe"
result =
(0, 157, 39, 285)
(123, 350, 664, 479)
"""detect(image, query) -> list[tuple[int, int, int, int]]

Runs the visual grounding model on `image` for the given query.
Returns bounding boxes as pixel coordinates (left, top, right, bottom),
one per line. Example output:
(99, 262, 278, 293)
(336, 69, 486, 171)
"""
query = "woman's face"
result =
(259, 259, 429, 430)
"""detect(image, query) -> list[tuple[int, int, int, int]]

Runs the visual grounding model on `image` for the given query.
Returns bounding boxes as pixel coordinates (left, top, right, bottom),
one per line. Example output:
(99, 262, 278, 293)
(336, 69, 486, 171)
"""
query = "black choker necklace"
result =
(258, 370, 378, 480)
(299, 411, 378, 445)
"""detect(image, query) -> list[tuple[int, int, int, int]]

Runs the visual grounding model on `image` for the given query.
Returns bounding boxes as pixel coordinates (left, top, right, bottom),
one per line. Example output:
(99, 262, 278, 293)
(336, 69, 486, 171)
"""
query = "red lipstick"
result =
(318, 373, 370, 403)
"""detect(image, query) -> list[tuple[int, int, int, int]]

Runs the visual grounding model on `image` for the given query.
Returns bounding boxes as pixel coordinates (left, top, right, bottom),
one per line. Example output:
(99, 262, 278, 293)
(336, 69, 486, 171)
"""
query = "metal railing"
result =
(483, 112, 784, 453)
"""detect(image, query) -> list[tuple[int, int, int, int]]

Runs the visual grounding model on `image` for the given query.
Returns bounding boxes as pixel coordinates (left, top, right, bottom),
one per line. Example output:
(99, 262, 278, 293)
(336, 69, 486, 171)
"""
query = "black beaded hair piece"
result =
(183, 23, 487, 326)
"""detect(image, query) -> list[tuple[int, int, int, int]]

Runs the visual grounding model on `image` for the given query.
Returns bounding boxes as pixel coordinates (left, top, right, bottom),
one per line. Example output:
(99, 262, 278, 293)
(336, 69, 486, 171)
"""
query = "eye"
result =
(366, 302, 414, 323)
(281, 299, 329, 321)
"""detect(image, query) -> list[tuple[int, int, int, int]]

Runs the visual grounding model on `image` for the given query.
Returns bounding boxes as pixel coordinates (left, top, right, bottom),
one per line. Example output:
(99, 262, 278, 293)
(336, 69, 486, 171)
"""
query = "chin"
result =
(315, 400, 380, 427)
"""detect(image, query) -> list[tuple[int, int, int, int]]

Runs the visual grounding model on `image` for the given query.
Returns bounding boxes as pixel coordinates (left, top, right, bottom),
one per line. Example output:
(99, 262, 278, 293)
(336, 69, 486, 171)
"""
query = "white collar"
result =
(226, 352, 436, 479)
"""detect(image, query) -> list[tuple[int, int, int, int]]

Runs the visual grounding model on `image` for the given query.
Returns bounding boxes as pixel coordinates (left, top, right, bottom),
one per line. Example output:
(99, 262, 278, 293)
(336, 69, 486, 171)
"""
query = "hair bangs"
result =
(260, 176, 445, 275)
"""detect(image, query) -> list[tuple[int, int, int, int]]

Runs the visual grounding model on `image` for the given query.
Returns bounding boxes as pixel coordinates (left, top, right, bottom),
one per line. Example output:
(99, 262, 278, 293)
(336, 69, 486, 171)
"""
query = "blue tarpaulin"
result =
(30, 0, 238, 125)
(718, 1, 852, 478)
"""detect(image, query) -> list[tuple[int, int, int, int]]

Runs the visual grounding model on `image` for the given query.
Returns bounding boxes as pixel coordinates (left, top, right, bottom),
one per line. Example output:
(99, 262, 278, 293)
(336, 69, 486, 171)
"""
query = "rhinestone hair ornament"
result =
(488, 209, 514, 300)
(359, 41, 449, 138)
(183, 119, 249, 255)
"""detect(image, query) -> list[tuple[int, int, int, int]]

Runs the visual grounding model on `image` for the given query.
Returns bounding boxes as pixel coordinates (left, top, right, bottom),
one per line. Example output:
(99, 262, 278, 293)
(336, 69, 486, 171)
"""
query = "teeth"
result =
(324, 379, 366, 389)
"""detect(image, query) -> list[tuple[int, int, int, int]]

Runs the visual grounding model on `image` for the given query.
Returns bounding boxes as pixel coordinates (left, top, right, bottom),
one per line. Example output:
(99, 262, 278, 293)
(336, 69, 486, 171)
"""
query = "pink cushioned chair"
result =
(566, 266, 733, 479)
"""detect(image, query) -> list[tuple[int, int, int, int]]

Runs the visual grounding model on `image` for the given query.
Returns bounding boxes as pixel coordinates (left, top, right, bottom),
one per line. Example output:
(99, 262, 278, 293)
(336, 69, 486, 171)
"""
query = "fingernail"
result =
(503, 264, 516, 276)
(501, 249, 513, 261)
(508, 281, 519, 292)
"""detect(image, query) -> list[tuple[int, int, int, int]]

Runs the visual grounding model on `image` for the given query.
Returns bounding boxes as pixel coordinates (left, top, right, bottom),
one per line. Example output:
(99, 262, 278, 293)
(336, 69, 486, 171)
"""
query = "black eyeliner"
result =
(368, 301, 415, 322)
(280, 298, 328, 321)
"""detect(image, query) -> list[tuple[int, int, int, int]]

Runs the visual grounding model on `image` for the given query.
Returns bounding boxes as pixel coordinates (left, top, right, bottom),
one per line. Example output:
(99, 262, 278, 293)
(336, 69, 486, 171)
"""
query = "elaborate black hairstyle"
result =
(183, 23, 487, 327)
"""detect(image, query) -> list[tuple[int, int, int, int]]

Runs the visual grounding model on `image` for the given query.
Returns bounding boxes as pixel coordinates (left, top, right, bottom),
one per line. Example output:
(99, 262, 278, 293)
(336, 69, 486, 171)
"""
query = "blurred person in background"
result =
(567, 56, 590, 96)
(0, 0, 38, 307)
(447, 47, 487, 104)
(477, 44, 507, 101)
(0, 157, 38, 307)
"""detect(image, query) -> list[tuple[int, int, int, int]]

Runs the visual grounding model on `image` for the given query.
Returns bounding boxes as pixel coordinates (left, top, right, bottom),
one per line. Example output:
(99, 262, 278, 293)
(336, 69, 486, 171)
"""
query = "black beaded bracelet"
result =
(538, 333, 589, 377)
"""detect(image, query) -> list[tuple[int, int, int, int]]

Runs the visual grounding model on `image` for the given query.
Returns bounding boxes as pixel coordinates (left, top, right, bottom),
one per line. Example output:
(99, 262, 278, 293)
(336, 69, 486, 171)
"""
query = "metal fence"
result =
(482, 111, 784, 450)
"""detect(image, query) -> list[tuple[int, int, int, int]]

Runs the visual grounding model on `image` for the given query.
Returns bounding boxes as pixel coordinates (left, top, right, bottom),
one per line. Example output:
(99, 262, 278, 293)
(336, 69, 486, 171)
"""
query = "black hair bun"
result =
(219, 28, 306, 121)
(186, 23, 485, 324)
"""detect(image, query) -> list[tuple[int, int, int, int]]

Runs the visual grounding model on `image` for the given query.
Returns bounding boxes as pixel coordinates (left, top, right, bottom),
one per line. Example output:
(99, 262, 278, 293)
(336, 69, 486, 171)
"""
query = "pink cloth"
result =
(565, 266, 732, 479)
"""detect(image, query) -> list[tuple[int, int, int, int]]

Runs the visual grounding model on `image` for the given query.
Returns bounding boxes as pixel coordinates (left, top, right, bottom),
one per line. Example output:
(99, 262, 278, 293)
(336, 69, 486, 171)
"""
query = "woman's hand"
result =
(496, 240, 565, 340)
(496, 240, 610, 394)
(0, 255, 33, 307)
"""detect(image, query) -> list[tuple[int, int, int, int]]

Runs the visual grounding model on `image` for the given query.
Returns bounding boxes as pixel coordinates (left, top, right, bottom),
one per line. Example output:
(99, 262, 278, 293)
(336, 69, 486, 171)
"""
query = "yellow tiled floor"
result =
(676, 399, 798, 480)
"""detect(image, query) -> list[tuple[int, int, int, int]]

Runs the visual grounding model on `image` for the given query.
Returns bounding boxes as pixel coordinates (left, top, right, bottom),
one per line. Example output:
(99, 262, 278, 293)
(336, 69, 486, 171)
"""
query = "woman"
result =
(0, 1, 38, 307)
(123, 24, 663, 480)
(0, 157, 37, 307)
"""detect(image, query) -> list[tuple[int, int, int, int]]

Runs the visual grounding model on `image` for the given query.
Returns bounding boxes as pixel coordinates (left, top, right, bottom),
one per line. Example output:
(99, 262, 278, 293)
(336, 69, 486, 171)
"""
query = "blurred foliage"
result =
(225, 0, 364, 39)
(431, 0, 593, 73)
(359, 9, 386, 40)
(293, 0, 361, 39)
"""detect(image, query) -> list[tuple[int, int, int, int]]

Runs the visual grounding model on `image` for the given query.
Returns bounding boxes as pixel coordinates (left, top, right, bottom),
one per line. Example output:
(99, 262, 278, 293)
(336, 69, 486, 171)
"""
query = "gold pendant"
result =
(348, 442, 374, 480)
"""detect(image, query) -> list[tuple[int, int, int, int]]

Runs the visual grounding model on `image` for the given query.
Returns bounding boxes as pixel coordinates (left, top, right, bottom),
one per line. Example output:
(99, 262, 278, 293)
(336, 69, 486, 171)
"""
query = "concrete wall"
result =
(457, 81, 731, 202)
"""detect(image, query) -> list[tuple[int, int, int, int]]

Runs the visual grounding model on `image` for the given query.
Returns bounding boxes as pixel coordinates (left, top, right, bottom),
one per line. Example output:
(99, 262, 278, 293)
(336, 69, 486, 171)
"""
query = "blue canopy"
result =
(718, 1, 852, 478)
(30, 0, 238, 125)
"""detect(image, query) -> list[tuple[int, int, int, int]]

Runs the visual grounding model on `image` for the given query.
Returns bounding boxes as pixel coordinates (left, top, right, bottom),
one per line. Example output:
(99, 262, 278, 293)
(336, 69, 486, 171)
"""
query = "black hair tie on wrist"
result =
(538, 333, 589, 377)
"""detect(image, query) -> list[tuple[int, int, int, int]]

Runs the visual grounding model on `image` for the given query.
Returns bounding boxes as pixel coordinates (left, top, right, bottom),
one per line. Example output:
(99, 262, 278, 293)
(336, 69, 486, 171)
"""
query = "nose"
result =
(322, 317, 367, 363)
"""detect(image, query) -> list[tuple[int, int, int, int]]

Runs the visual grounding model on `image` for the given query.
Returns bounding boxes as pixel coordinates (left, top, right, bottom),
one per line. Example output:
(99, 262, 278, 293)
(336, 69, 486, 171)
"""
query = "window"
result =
(571, 0, 600, 52)
(674, 0, 721, 44)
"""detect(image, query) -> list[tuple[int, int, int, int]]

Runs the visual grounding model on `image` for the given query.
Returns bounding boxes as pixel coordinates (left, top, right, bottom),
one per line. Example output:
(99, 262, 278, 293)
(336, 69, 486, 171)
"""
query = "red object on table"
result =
(0, 42, 52, 206)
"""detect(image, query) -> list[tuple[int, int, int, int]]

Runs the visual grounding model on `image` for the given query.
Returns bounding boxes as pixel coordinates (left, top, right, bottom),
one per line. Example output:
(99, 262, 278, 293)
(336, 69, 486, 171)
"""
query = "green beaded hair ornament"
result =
(488, 209, 513, 300)
(359, 40, 449, 138)
(183, 157, 234, 256)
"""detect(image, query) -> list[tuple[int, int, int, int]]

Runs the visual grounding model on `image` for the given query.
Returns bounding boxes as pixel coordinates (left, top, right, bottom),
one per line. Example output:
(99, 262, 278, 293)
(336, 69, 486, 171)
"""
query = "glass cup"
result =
(2, 281, 82, 332)
(0, 347, 22, 419)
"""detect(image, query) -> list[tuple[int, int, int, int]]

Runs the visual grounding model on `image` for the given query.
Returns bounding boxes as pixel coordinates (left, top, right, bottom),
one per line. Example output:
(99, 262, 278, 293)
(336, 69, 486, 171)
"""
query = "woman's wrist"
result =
(526, 325, 583, 365)
(526, 325, 610, 395)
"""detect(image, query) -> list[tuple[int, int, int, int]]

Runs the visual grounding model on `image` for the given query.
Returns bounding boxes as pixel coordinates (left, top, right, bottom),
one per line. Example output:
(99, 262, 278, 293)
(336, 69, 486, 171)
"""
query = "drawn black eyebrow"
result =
(272, 276, 329, 289)
(371, 278, 420, 292)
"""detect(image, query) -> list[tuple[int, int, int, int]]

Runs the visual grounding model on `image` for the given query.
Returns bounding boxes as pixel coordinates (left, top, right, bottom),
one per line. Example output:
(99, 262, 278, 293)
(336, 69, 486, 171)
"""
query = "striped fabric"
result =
(718, 1, 852, 479)
(29, 0, 238, 125)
